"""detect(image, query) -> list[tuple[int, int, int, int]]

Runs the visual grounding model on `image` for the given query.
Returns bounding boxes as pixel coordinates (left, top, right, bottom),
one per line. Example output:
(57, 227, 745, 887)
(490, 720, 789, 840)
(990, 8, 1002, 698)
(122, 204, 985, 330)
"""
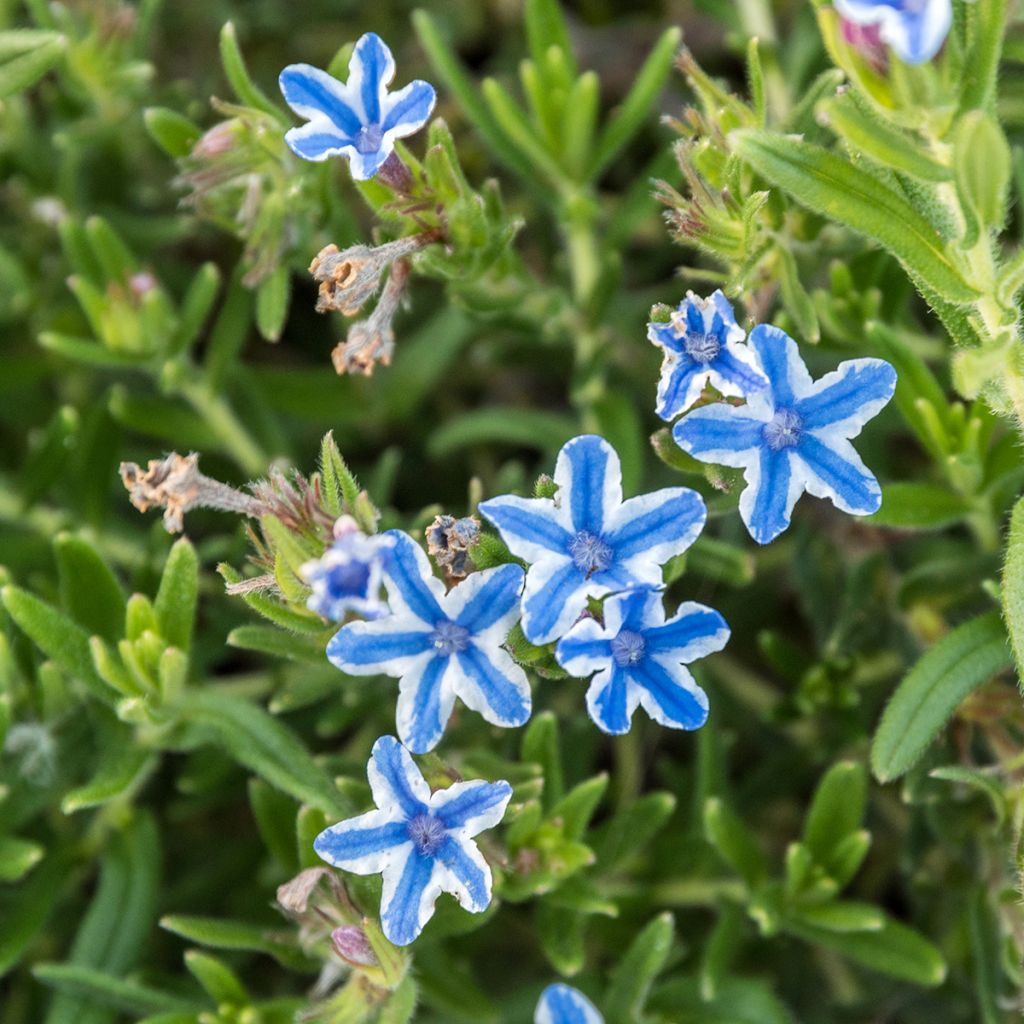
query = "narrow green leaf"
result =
(802, 761, 866, 865)
(732, 129, 978, 303)
(427, 408, 576, 458)
(522, 711, 564, 809)
(184, 951, 248, 1006)
(159, 915, 315, 972)
(319, 430, 361, 518)
(0, 848, 70, 977)
(227, 624, 326, 664)
(170, 262, 221, 357)
(871, 612, 1010, 782)
(792, 900, 884, 933)
(143, 107, 202, 158)
(704, 797, 767, 887)
(55, 534, 125, 643)
(34, 965, 194, 1016)
(1001, 494, 1024, 683)
(549, 774, 608, 841)
(0, 836, 44, 882)
(929, 765, 1007, 826)
(255, 265, 290, 342)
(596, 791, 676, 870)
(958, 0, 1007, 112)
(525, 0, 575, 76)
(537, 902, 586, 975)
(0, 34, 65, 98)
(218, 22, 283, 120)
(62, 740, 156, 814)
(604, 913, 674, 1023)
(154, 538, 198, 652)
(867, 483, 969, 529)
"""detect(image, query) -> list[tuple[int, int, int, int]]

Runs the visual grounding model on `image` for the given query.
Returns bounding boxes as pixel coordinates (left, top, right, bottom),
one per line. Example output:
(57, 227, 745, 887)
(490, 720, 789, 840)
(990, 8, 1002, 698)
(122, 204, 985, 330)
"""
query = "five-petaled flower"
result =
(672, 324, 896, 545)
(314, 735, 511, 946)
(479, 435, 706, 645)
(556, 588, 727, 735)
(833, 0, 951, 64)
(535, 983, 604, 1024)
(648, 290, 766, 421)
(327, 530, 531, 753)
(301, 516, 393, 621)
(279, 32, 436, 179)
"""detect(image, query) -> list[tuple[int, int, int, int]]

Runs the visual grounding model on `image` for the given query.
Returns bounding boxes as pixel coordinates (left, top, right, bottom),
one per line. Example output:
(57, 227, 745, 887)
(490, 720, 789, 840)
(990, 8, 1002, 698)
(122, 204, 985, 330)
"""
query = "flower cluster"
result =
(834, 0, 952, 65)
(650, 294, 896, 545)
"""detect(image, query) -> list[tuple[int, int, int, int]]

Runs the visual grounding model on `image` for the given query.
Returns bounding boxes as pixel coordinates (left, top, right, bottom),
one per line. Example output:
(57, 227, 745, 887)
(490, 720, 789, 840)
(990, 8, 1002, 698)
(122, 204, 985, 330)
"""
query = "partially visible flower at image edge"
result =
(648, 290, 766, 421)
(300, 515, 393, 621)
(479, 435, 707, 645)
(672, 324, 896, 545)
(327, 530, 531, 753)
(535, 983, 604, 1024)
(556, 588, 727, 735)
(314, 735, 512, 946)
(833, 0, 952, 64)
(279, 31, 436, 179)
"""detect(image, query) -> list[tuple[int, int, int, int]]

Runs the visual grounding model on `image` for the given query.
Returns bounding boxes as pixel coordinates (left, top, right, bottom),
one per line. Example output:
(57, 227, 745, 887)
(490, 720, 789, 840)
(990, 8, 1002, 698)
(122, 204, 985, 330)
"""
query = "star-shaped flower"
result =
(833, 0, 951, 64)
(279, 33, 436, 179)
(648, 290, 766, 421)
(555, 588, 727, 735)
(300, 516, 393, 621)
(535, 983, 604, 1024)
(478, 435, 706, 645)
(314, 735, 512, 946)
(672, 324, 896, 545)
(327, 530, 531, 753)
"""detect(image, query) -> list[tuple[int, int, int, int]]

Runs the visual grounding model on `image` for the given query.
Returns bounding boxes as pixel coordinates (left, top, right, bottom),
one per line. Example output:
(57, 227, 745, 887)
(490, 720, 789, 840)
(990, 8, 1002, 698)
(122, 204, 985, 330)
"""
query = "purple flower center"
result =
(569, 530, 613, 576)
(683, 330, 721, 365)
(355, 123, 383, 153)
(407, 813, 446, 855)
(430, 620, 470, 656)
(611, 629, 646, 667)
(763, 408, 803, 451)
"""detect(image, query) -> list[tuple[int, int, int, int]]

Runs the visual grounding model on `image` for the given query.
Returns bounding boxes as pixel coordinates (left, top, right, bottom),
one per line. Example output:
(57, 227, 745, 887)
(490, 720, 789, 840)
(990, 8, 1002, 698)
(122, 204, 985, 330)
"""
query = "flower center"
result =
(569, 530, 614, 576)
(355, 124, 383, 154)
(326, 560, 371, 596)
(611, 630, 646, 667)
(407, 814, 446, 856)
(763, 408, 803, 451)
(429, 620, 470, 656)
(683, 330, 721, 364)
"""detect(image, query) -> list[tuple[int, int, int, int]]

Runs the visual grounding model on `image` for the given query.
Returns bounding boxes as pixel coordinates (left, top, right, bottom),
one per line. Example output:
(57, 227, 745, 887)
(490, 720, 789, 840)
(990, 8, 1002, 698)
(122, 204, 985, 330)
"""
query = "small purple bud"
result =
(839, 17, 888, 71)
(331, 925, 378, 968)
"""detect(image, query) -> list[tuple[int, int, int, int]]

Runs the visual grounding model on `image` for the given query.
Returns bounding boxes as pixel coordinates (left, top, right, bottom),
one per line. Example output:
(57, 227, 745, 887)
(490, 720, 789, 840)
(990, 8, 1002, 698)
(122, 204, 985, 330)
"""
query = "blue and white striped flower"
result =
(478, 435, 706, 646)
(648, 291, 766, 421)
(314, 735, 511, 946)
(673, 324, 896, 545)
(833, 0, 952, 64)
(536, 983, 604, 1024)
(556, 588, 727, 735)
(327, 530, 531, 753)
(301, 516, 392, 621)
(279, 33, 436, 179)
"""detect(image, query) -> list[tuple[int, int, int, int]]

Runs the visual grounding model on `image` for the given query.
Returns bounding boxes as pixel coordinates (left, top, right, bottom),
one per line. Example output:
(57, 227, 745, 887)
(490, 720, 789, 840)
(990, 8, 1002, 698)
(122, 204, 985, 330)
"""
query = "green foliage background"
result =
(1, 0, 1023, 1021)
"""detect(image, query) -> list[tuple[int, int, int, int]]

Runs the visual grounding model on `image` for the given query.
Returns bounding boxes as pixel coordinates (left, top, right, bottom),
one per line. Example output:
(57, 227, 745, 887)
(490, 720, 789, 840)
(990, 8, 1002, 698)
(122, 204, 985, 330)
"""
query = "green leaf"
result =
(604, 913, 674, 1023)
(867, 483, 969, 530)
(732, 129, 978, 304)
(0, 836, 44, 882)
(958, 0, 1007, 113)
(184, 951, 248, 1006)
(160, 915, 316, 972)
(154, 538, 198, 652)
(1, 585, 111, 702)
(34, 965, 194, 1016)
(181, 690, 347, 816)
(871, 611, 1010, 782)
(792, 900, 884, 933)
(218, 22, 283, 121)
(783, 914, 946, 986)
(953, 112, 1011, 233)
(537, 901, 586, 975)
(703, 797, 767, 887)
(319, 430, 361, 518)
(596, 791, 676, 870)
(0, 32, 65, 99)
(62, 738, 156, 814)
(170, 262, 222, 356)
(589, 27, 682, 180)
(802, 761, 866, 866)
(143, 107, 202, 158)
(929, 765, 1007, 827)
(0, 848, 69, 977)
(650, 977, 795, 1024)
(255, 265, 290, 342)
(522, 711, 564, 809)
(55, 534, 125, 644)
(549, 773, 608, 841)
(247, 779, 300, 873)
(227, 624, 326, 664)
(427, 408, 576, 458)
(525, 0, 575, 77)
(1002, 494, 1024, 682)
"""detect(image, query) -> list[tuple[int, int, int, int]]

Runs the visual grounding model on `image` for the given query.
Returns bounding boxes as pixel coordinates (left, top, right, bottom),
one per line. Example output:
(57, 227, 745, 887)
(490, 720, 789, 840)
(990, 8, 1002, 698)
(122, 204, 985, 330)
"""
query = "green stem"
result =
(176, 376, 268, 477)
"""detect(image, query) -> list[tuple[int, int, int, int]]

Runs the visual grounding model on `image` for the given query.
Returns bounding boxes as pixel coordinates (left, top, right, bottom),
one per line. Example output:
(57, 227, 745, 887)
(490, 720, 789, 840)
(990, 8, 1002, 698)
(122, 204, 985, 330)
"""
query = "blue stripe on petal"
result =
(743, 447, 794, 545)
(382, 79, 436, 134)
(537, 984, 604, 1024)
(522, 559, 588, 645)
(656, 359, 704, 421)
(456, 644, 532, 727)
(648, 320, 683, 355)
(557, 435, 620, 534)
(749, 324, 799, 406)
(555, 635, 612, 674)
(382, 531, 445, 625)
(381, 848, 436, 946)
(645, 606, 729, 657)
(794, 359, 896, 431)
(606, 488, 706, 560)
(454, 564, 524, 633)
(368, 736, 429, 818)
(586, 667, 632, 734)
(279, 64, 362, 136)
(397, 656, 452, 754)
(352, 32, 392, 124)
(672, 409, 765, 458)
(436, 836, 491, 912)
(314, 819, 408, 868)
(284, 126, 352, 161)
(347, 147, 393, 181)
(631, 658, 709, 730)
(710, 290, 740, 330)
(327, 624, 431, 672)
(477, 496, 573, 560)
(796, 434, 882, 515)
(435, 780, 512, 833)
(711, 346, 768, 396)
